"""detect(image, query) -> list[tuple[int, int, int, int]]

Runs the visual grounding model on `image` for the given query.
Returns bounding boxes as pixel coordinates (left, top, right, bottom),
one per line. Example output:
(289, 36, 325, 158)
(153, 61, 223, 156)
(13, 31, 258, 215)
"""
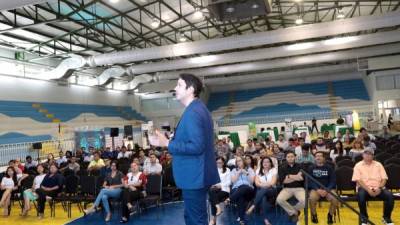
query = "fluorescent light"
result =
(323, 36, 358, 45)
(151, 18, 160, 28)
(109, 0, 119, 3)
(286, 42, 315, 51)
(193, 8, 203, 19)
(251, 4, 259, 9)
(189, 55, 217, 64)
(337, 11, 345, 19)
(294, 0, 302, 2)
(226, 6, 235, 13)
(295, 17, 303, 25)
(179, 32, 187, 42)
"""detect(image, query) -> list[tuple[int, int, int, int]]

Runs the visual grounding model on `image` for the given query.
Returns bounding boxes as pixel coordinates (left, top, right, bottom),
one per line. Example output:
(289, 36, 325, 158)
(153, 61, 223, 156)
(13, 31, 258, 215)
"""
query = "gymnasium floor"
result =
(1, 200, 399, 225)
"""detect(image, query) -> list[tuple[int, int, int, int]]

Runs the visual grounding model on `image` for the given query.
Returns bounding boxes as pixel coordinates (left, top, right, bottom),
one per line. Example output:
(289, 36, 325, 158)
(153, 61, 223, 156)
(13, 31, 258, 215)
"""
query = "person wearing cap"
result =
(352, 148, 395, 225)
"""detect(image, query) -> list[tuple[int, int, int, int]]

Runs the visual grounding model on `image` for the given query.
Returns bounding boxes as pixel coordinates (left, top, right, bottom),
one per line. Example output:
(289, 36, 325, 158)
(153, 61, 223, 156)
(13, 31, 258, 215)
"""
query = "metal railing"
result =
(301, 169, 375, 225)
(0, 138, 75, 166)
(216, 111, 373, 126)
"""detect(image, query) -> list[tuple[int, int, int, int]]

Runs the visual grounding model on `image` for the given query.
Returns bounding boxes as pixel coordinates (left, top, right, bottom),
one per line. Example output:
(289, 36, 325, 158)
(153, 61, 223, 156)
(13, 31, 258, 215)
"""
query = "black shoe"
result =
(311, 214, 318, 224)
(382, 217, 394, 225)
(327, 213, 334, 224)
(119, 218, 128, 223)
(289, 213, 299, 223)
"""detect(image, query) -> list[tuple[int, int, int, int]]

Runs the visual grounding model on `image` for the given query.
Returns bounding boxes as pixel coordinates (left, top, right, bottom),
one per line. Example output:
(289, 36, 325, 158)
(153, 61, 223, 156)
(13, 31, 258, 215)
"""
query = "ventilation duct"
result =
(156, 43, 400, 80)
(0, 0, 49, 11)
(127, 30, 400, 75)
(86, 11, 400, 67)
(127, 74, 154, 90)
(40, 55, 85, 80)
(97, 66, 126, 85)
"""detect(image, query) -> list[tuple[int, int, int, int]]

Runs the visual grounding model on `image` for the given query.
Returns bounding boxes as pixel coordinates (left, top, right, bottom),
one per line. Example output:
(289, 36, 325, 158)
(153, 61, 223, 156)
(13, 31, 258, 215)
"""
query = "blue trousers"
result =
(182, 188, 208, 225)
(93, 188, 122, 214)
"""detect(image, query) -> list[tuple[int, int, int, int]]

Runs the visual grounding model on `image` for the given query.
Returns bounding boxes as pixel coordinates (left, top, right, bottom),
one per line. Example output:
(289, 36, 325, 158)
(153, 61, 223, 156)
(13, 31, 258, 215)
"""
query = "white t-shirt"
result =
(216, 168, 231, 193)
(34, 174, 46, 190)
(118, 151, 132, 159)
(1, 177, 15, 189)
(144, 163, 162, 174)
(127, 172, 143, 185)
(256, 168, 278, 186)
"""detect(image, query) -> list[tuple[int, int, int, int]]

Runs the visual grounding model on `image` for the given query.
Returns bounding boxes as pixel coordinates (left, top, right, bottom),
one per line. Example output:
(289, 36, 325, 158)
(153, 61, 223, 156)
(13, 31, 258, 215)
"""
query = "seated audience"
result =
(330, 141, 347, 163)
(362, 136, 376, 152)
(43, 153, 56, 169)
(276, 151, 305, 223)
(352, 149, 394, 225)
(332, 131, 343, 143)
(209, 157, 231, 225)
(56, 151, 68, 167)
(294, 137, 306, 157)
(101, 147, 114, 159)
(84, 161, 124, 221)
(143, 153, 162, 175)
(227, 146, 244, 167)
(246, 157, 277, 225)
(117, 146, 132, 159)
(349, 140, 364, 161)
(60, 156, 80, 175)
(245, 154, 257, 171)
(297, 145, 315, 164)
(120, 162, 146, 223)
(359, 127, 376, 141)
(380, 126, 392, 140)
(230, 156, 255, 224)
(245, 139, 256, 153)
(0, 167, 18, 216)
(215, 139, 229, 160)
(277, 134, 288, 151)
(271, 144, 285, 163)
(87, 152, 105, 174)
(21, 164, 46, 216)
(308, 152, 338, 224)
(36, 164, 62, 219)
(24, 155, 38, 171)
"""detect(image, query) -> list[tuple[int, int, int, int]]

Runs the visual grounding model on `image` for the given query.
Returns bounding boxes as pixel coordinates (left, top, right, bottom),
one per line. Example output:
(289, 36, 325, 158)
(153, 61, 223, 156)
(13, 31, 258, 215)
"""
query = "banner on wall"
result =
(248, 122, 257, 138)
(74, 130, 105, 151)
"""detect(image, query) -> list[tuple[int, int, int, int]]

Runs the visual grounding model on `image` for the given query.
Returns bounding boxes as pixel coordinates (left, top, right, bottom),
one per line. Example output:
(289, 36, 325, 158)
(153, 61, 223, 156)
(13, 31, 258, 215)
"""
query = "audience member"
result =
(0, 166, 18, 216)
(352, 149, 394, 225)
(143, 153, 162, 175)
(276, 151, 305, 223)
(21, 164, 46, 216)
(208, 157, 231, 225)
(36, 164, 62, 219)
(330, 141, 347, 163)
(308, 152, 338, 224)
(84, 161, 124, 221)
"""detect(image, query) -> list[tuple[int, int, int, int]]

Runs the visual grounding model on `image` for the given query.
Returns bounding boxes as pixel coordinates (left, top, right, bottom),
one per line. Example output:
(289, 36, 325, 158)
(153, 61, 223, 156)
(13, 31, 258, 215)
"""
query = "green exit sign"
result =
(15, 52, 25, 60)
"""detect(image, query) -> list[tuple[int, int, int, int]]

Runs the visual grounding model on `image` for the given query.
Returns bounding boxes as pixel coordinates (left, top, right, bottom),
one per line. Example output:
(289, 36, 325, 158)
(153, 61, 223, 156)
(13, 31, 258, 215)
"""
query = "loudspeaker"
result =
(161, 125, 171, 132)
(32, 142, 42, 149)
(124, 125, 133, 136)
(110, 128, 119, 137)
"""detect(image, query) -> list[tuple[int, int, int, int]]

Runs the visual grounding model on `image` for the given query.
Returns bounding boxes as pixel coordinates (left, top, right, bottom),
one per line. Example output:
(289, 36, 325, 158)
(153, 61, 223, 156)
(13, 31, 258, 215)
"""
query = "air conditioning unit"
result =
(207, 0, 273, 21)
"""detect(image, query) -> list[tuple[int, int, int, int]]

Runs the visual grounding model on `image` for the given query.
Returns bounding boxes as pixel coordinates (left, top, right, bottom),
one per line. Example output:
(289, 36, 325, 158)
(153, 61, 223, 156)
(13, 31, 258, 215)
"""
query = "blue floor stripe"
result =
(66, 202, 295, 225)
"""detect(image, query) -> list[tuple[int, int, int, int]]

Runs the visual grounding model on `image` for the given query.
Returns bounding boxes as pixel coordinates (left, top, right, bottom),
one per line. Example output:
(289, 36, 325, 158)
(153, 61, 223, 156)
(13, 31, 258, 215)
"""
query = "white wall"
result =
(0, 75, 129, 106)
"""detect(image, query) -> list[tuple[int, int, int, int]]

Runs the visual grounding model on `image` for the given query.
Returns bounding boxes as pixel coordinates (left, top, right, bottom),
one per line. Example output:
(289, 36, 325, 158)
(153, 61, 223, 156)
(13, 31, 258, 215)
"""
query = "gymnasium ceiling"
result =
(0, 0, 400, 92)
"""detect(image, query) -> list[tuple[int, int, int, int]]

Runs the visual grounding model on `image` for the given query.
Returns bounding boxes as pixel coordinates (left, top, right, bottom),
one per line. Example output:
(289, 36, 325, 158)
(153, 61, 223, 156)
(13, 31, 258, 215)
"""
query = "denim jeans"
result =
(93, 188, 122, 214)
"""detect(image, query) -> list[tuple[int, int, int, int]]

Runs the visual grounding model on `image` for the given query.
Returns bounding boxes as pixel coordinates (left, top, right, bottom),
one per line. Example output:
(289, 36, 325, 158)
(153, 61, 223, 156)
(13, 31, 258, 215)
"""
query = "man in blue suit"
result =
(151, 73, 220, 225)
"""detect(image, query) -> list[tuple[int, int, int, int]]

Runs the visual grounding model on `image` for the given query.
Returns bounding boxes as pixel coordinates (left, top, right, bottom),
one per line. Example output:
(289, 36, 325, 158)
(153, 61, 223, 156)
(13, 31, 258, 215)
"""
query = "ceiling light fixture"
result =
(337, 10, 345, 19)
(194, 7, 203, 19)
(295, 16, 303, 25)
(251, 3, 259, 9)
(110, 0, 120, 3)
(323, 36, 358, 45)
(226, 5, 235, 13)
(286, 42, 315, 51)
(151, 18, 160, 28)
(179, 32, 187, 42)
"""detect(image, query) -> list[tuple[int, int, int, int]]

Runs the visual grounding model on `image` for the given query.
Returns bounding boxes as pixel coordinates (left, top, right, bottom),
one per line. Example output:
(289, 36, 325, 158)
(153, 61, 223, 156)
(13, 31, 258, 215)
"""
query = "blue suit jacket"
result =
(168, 99, 220, 190)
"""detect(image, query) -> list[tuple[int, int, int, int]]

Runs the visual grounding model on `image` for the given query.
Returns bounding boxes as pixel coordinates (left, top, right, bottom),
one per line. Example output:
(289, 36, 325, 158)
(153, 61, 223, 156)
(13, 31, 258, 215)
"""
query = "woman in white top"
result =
(0, 166, 18, 216)
(208, 157, 231, 225)
(330, 141, 347, 163)
(120, 162, 146, 223)
(246, 157, 277, 225)
(21, 164, 46, 216)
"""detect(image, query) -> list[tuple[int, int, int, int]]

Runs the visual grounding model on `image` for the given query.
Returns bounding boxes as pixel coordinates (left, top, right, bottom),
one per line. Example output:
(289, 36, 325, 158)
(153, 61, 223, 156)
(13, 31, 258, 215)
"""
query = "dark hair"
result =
(26, 155, 32, 160)
(179, 73, 203, 98)
(216, 156, 227, 173)
(285, 150, 296, 157)
(110, 160, 118, 167)
(360, 127, 366, 132)
(244, 154, 256, 169)
(363, 135, 371, 142)
(259, 157, 274, 176)
(333, 141, 344, 155)
(314, 151, 326, 158)
(5, 166, 18, 185)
